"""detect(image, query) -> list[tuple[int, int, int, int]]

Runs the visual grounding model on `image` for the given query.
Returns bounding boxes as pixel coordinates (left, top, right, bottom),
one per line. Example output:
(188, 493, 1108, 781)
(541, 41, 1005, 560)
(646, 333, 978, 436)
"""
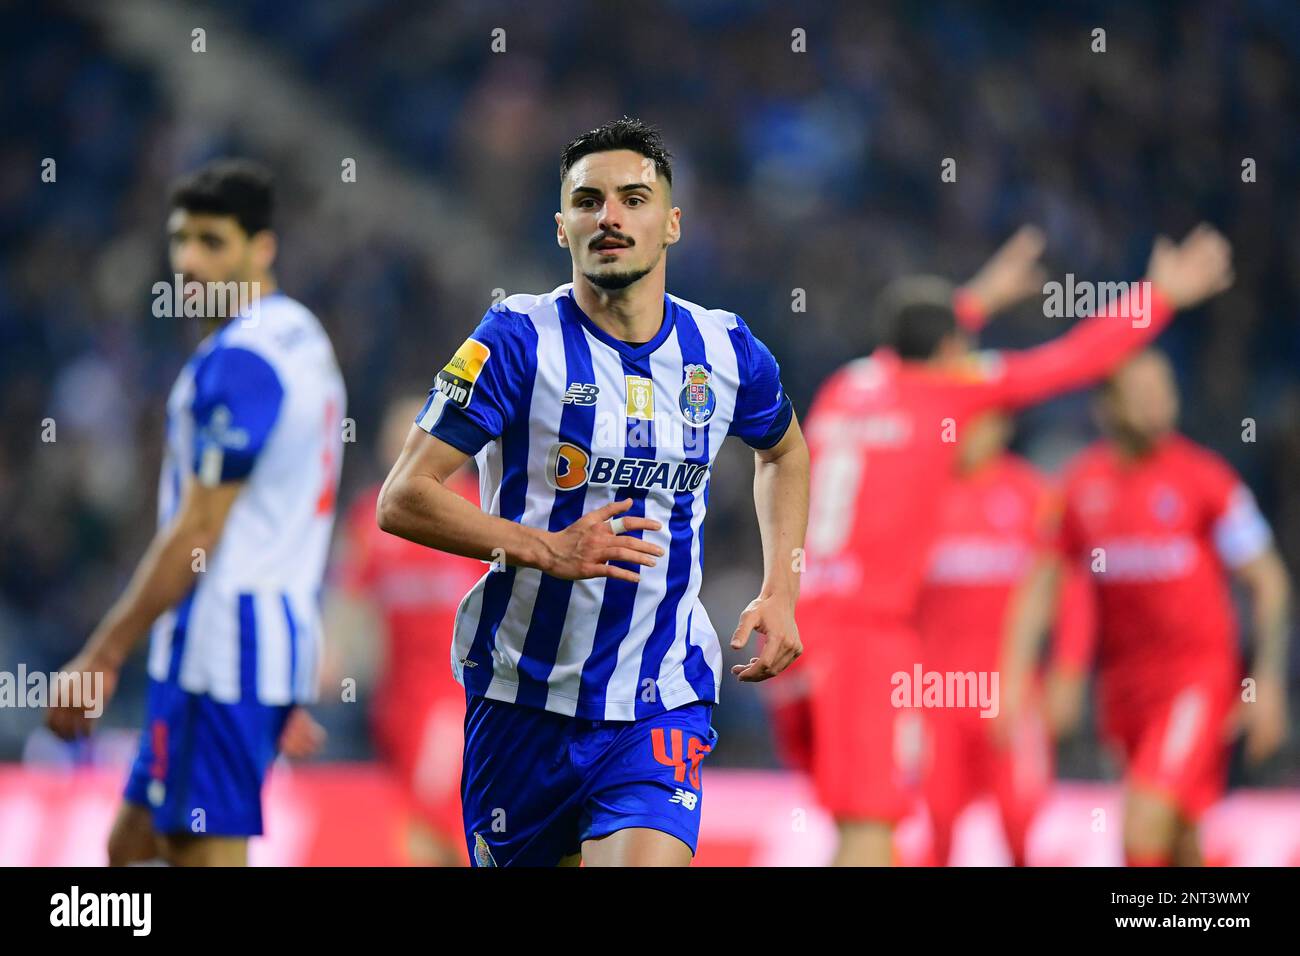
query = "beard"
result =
(582, 263, 653, 291)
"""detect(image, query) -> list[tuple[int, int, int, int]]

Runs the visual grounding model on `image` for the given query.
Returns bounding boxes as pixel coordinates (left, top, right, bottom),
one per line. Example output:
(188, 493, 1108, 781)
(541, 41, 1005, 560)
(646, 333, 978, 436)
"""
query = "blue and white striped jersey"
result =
(416, 283, 792, 721)
(147, 292, 346, 705)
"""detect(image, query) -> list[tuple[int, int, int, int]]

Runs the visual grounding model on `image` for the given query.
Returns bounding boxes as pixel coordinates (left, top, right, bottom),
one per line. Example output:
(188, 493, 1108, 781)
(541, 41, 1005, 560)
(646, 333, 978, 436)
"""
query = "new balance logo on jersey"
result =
(561, 382, 600, 405)
(669, 788, 698, 810)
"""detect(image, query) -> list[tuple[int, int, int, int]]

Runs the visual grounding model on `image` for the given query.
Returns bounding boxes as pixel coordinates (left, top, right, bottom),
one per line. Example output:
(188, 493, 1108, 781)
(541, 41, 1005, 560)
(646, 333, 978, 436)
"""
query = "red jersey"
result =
(801, 286, 1174, 621)
(338, 475, 486, 719)
(916, 453, 1092, 675)
(1057, 433, 1270, 707)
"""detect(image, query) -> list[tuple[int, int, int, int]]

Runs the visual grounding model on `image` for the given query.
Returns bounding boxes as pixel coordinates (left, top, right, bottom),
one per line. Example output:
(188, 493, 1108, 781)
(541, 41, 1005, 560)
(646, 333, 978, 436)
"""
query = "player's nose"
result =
(173, 243, 204, 278)
(595, 204, 621, 230)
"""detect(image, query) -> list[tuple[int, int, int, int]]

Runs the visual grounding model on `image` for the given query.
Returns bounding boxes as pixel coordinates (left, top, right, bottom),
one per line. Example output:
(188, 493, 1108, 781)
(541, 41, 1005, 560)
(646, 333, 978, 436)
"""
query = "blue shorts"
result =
(461, 694, 718, 866)
(123, 678, 293, 837)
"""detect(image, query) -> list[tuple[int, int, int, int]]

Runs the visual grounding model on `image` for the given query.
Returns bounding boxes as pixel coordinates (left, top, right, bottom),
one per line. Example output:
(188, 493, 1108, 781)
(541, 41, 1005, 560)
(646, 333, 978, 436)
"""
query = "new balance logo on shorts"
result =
(669, 788, 698, 810)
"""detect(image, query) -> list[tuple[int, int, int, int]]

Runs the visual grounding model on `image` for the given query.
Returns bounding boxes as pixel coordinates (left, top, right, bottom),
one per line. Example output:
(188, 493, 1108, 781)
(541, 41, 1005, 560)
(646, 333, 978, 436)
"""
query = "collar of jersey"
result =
(562, 288, 676, 361)
(196, 289, 289, 351)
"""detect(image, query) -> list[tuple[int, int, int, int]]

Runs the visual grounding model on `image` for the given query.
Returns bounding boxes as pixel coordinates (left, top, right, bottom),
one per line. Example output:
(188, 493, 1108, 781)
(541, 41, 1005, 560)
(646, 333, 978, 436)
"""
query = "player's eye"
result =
(577, 198, 599, 210)
(625, 196, 645, 206)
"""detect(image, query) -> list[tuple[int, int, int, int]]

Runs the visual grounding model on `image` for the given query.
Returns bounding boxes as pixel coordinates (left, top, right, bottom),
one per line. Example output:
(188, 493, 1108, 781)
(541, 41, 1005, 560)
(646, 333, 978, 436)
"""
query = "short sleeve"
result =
(416, 305, 537, 455)
(728, 317, 793, 449)
(1210, 481, 1273, 569)
(191, 346, 284, 485)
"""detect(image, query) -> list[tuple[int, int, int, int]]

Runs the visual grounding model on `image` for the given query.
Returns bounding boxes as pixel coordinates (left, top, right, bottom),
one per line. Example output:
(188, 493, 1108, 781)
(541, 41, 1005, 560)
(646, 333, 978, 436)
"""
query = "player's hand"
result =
(962, 225, 1048, 316)
(1144, 223, 1234, 310)
(729, 594, 802, 682)
(541, 497, 664, 583)
(1233, 677, 1288, 765)
(279, 706, 327, 759)
(44, 651, 118, 742)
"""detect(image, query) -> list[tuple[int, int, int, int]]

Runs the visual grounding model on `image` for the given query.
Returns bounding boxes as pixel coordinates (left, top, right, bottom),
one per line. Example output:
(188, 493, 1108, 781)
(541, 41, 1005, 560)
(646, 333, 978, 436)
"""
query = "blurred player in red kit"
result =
(915, 411, 1093, 866)
(330, 396, 485, 865)
(799, 225, 1234, 866)
(1003, 349, 1291, 866)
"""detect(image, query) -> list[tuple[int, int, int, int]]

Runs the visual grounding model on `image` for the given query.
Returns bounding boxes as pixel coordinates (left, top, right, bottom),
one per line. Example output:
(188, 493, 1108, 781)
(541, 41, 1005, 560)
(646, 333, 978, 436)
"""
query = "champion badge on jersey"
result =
(435, 338, 491, 408)
(678, 364, 715, 426)
(625, 375, 655, 420)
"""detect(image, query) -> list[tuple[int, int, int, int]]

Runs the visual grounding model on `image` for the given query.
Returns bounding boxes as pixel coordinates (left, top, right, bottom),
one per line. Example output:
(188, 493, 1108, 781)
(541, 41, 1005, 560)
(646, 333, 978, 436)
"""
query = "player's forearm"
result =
(1002, 558, 1060, 684)
(377, 471, 552, 571)
(1001, 284, 1174, 408)
(1245, 552, 1291, 681)
(85, 520, 213, 668)
(753, 434, 810, 602)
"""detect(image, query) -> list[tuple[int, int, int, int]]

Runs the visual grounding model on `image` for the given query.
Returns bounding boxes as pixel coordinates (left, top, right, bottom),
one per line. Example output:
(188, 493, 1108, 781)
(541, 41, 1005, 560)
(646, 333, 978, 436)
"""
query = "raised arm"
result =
(988, 225, 1234, 410)
(953, 225, 1048, 333)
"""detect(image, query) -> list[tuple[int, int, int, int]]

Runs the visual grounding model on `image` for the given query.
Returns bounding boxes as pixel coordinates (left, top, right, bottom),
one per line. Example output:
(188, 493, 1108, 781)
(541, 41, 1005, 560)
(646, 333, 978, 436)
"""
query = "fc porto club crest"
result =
(678, 363, 716, 426)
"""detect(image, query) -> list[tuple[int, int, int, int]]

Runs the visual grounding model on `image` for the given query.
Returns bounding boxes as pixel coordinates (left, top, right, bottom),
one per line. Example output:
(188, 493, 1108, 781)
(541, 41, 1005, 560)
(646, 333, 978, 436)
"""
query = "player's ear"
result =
(665, 206, 681, 247)
(250, 229, 277, 273)
(555, 211, 569, 249)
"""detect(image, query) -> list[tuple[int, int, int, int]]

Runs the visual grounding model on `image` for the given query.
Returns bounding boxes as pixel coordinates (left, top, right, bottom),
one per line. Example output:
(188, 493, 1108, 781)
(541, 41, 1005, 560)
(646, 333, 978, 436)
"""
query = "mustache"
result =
(590, 231, 635, 250)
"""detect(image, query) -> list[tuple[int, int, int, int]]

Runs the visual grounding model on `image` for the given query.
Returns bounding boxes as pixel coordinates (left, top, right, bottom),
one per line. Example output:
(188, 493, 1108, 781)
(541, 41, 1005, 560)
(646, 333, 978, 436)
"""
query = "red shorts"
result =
(805, 613, 924, 823)
(1101, 676, 1236, 821)
(923, 700, 1051, 831)
(374, 693, 465, 842)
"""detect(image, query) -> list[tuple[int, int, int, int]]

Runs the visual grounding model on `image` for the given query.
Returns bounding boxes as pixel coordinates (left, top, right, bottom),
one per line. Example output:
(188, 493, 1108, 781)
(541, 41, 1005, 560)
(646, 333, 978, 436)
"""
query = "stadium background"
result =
(1, 0, 1298, 862)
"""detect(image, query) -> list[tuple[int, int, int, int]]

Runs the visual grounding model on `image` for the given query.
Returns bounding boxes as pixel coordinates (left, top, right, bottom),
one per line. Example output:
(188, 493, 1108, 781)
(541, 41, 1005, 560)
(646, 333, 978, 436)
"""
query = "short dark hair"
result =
(875, 275, 960, 360)
(559, 117, 673, 187)
(168, 159, 275, 236)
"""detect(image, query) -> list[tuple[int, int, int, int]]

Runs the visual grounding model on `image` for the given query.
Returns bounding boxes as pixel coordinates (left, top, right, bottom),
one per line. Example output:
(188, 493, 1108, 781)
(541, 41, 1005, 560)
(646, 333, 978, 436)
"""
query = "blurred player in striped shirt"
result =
(377, 119, 809, 866)
(45, 161, 346, 865)
(1003, 349, 1291, 866)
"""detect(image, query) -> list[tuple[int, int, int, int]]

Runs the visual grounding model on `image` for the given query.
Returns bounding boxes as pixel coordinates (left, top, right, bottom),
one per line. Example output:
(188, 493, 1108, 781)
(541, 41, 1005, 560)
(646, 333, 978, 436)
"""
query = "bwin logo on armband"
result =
(435, 338, 491, 408)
